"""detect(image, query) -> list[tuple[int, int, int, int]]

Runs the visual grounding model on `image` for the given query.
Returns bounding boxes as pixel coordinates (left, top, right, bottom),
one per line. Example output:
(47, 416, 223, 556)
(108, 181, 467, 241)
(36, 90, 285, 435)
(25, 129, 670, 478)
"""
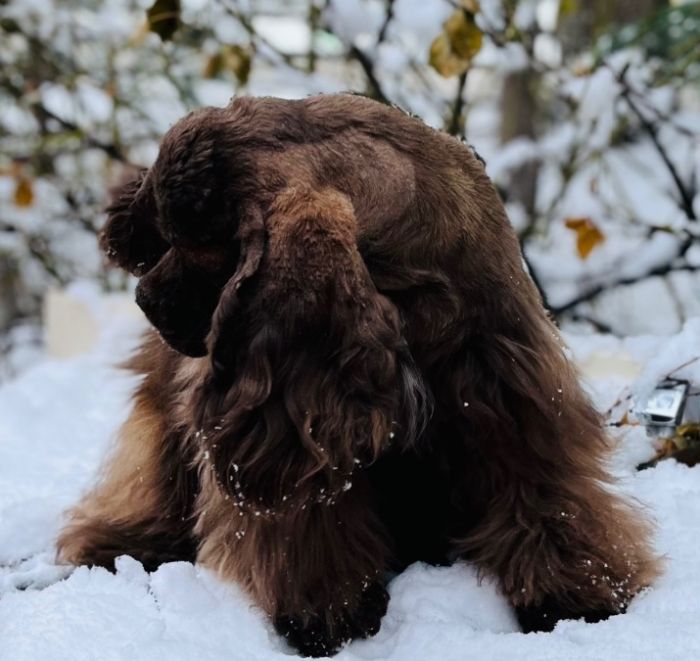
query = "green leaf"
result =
(558, 0, 580, 18)
(146, 0, 181, 41)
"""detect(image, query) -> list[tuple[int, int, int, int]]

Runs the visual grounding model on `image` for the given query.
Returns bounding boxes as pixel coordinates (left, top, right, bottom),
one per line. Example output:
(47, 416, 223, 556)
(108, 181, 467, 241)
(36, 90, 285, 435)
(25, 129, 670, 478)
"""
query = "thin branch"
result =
(447, 70, 468, 138)
(551, 261, 700, 316)
(377, 0, 395, 45)
(348, 45, 391, 105)
(568, 313, 614, 334)
(521, 246, 550, 311)
(667, 355, 700, 378)
(0, 220, 18, 234)
(616, 67, 697, 221)
(217, 0, 305, 71)
(30, 102, 131, 164)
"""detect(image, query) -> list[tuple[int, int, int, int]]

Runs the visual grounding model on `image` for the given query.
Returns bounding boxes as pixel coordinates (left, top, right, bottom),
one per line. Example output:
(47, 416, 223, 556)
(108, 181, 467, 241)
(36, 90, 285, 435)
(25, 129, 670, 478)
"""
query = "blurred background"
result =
(1, 0, 699, 379)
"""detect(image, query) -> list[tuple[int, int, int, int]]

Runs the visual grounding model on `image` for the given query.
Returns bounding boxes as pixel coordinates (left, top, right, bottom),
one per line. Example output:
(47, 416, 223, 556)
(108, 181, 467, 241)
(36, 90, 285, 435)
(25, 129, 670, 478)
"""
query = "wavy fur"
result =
(58, 94, 660, 657)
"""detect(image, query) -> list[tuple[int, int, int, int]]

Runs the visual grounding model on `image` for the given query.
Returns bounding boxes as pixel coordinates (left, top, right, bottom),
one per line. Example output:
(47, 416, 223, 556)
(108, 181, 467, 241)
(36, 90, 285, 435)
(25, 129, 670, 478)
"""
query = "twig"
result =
(348, 45, 391, 105)
(551, 262, 700, 315)
(605, 386, 633, 418)
(0, 220, 18, 234)
(568, 313, 614, 334)
(616, 67, 697, 221)
(447, 70, 468, 138)
(377, 0, 395, 45)
(217, 0, 304, 71)
(30, 103, 130, 164)
(552, 229, 696, 315)
(607, 419, 641, 428)
(521, 246, 550, 310)
(667, 355, 700, 378)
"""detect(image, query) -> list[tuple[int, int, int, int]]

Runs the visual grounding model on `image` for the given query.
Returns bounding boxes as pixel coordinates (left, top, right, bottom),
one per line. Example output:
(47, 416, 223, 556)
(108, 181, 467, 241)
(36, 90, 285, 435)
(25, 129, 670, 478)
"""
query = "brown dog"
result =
(57, 94, 659, 657)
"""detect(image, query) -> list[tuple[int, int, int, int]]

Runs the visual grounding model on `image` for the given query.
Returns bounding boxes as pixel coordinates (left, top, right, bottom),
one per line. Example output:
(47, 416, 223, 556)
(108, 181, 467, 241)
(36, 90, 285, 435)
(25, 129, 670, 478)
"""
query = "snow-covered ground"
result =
(2, 299, 700, 661)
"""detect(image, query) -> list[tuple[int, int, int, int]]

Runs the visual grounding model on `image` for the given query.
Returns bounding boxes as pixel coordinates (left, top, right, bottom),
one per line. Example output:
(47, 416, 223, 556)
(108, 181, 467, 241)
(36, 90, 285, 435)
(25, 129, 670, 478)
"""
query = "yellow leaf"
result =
(14, 177, 34, 208)
(564, 217, 605, 259)
(447, 9, 482, 60)
(429, 9, 483, 78)
(430, 33, 466, 77)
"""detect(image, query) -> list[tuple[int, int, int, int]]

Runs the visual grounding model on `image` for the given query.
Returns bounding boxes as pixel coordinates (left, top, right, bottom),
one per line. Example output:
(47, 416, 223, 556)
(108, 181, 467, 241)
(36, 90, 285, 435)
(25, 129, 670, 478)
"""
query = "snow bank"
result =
(2, 308, 700, 660)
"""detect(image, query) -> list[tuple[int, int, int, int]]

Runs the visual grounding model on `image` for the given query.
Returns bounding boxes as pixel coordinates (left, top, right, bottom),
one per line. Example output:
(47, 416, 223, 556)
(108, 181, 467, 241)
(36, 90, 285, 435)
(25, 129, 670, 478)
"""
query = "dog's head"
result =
(100, 109, 263, 358)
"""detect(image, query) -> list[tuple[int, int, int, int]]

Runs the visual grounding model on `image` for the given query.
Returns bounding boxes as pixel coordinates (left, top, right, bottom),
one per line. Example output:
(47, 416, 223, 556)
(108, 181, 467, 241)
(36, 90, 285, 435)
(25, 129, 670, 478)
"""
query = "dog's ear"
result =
(205, 202, 266, 373)
(100, 169, 169, 276)
(194, 187, 431, 510)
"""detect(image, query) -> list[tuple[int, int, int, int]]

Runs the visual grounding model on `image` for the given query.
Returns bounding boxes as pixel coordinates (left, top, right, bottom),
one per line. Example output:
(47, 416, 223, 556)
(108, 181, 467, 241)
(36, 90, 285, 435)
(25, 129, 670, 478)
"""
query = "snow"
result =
(4, 0, 698, 335)
(1, 299, 700, 659)
(325, 0, 386, 46)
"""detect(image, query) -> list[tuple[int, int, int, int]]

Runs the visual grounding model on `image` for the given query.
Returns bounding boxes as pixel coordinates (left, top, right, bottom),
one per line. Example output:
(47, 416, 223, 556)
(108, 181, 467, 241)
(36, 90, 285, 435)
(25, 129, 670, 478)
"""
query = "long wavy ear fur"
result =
(207, 203, 266, 379)
(192, 187, 431, 512)
(100, 169, 168, 276)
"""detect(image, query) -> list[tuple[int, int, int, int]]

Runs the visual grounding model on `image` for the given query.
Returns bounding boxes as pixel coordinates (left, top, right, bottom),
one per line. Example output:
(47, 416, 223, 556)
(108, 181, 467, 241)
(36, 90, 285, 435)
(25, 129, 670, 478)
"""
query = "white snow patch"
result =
(2, 308, 700, 659)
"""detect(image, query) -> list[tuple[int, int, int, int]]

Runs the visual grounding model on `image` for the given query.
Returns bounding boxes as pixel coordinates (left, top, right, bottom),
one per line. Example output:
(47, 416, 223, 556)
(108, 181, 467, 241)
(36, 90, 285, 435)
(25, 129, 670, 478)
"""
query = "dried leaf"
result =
(203, 53, 224, 79)
(564, 216, 605, 259)
(429, 9, 483, 78)
(203, 45, 252, 85)
(675, 422, 700, 448)
(616, 412, 630, 427)
(637, 423, 700, 470)
(130, 20, 151, 46)
(14, 177, 34, 207)
(146, 0, 181, 41)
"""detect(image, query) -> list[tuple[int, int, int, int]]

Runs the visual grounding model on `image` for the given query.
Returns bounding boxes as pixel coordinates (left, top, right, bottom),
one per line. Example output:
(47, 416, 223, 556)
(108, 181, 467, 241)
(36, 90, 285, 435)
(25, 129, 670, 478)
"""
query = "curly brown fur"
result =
(58, 94, 660, 657)
(57, 334, 198, 572)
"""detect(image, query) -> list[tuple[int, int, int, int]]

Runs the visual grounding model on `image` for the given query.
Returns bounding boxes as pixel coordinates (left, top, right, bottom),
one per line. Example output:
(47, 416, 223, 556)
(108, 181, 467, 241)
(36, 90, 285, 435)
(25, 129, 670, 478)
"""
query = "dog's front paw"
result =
(516, 595, 619, 633)
(274, 582, 389, 657)
(274, 613, 347, 658)
(349, 581, 390, 638)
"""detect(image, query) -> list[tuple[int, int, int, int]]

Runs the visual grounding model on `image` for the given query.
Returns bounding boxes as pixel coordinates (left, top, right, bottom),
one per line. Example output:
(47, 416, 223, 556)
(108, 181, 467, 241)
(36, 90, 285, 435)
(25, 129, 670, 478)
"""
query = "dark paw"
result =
(516, 595, 620, 633)
(274, 582, 389, 657)
(346, 581, 390, 638)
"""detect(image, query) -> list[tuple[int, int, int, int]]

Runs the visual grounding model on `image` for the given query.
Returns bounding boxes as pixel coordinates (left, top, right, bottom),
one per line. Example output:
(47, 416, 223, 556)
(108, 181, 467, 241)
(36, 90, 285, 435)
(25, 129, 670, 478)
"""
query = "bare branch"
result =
(29, 103, 131, 164)
(616, 66, 697, 221)
(377, 0, 395, 45)
(447, 70, 468, 138)
(551, 259, 700, 316)
(348, 45, 391, 105)
(521, 246, 551, 310)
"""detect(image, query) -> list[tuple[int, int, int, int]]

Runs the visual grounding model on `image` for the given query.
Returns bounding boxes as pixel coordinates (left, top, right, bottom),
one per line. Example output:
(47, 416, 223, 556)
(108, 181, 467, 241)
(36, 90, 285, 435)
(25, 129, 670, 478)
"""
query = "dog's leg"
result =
(195, 471, 391, 658)
(439, 311, 660, 632)
(57, 354, 198, 572)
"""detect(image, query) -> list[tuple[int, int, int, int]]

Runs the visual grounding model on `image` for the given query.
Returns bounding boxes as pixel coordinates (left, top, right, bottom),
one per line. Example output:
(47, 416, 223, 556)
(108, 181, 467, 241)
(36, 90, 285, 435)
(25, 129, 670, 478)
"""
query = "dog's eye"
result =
(156, 187, 233, 250)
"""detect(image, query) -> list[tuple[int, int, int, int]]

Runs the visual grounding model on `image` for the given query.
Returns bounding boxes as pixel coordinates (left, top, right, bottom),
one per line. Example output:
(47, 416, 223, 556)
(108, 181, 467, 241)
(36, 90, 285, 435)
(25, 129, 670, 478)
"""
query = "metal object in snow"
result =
(637, 379, 700, 437)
